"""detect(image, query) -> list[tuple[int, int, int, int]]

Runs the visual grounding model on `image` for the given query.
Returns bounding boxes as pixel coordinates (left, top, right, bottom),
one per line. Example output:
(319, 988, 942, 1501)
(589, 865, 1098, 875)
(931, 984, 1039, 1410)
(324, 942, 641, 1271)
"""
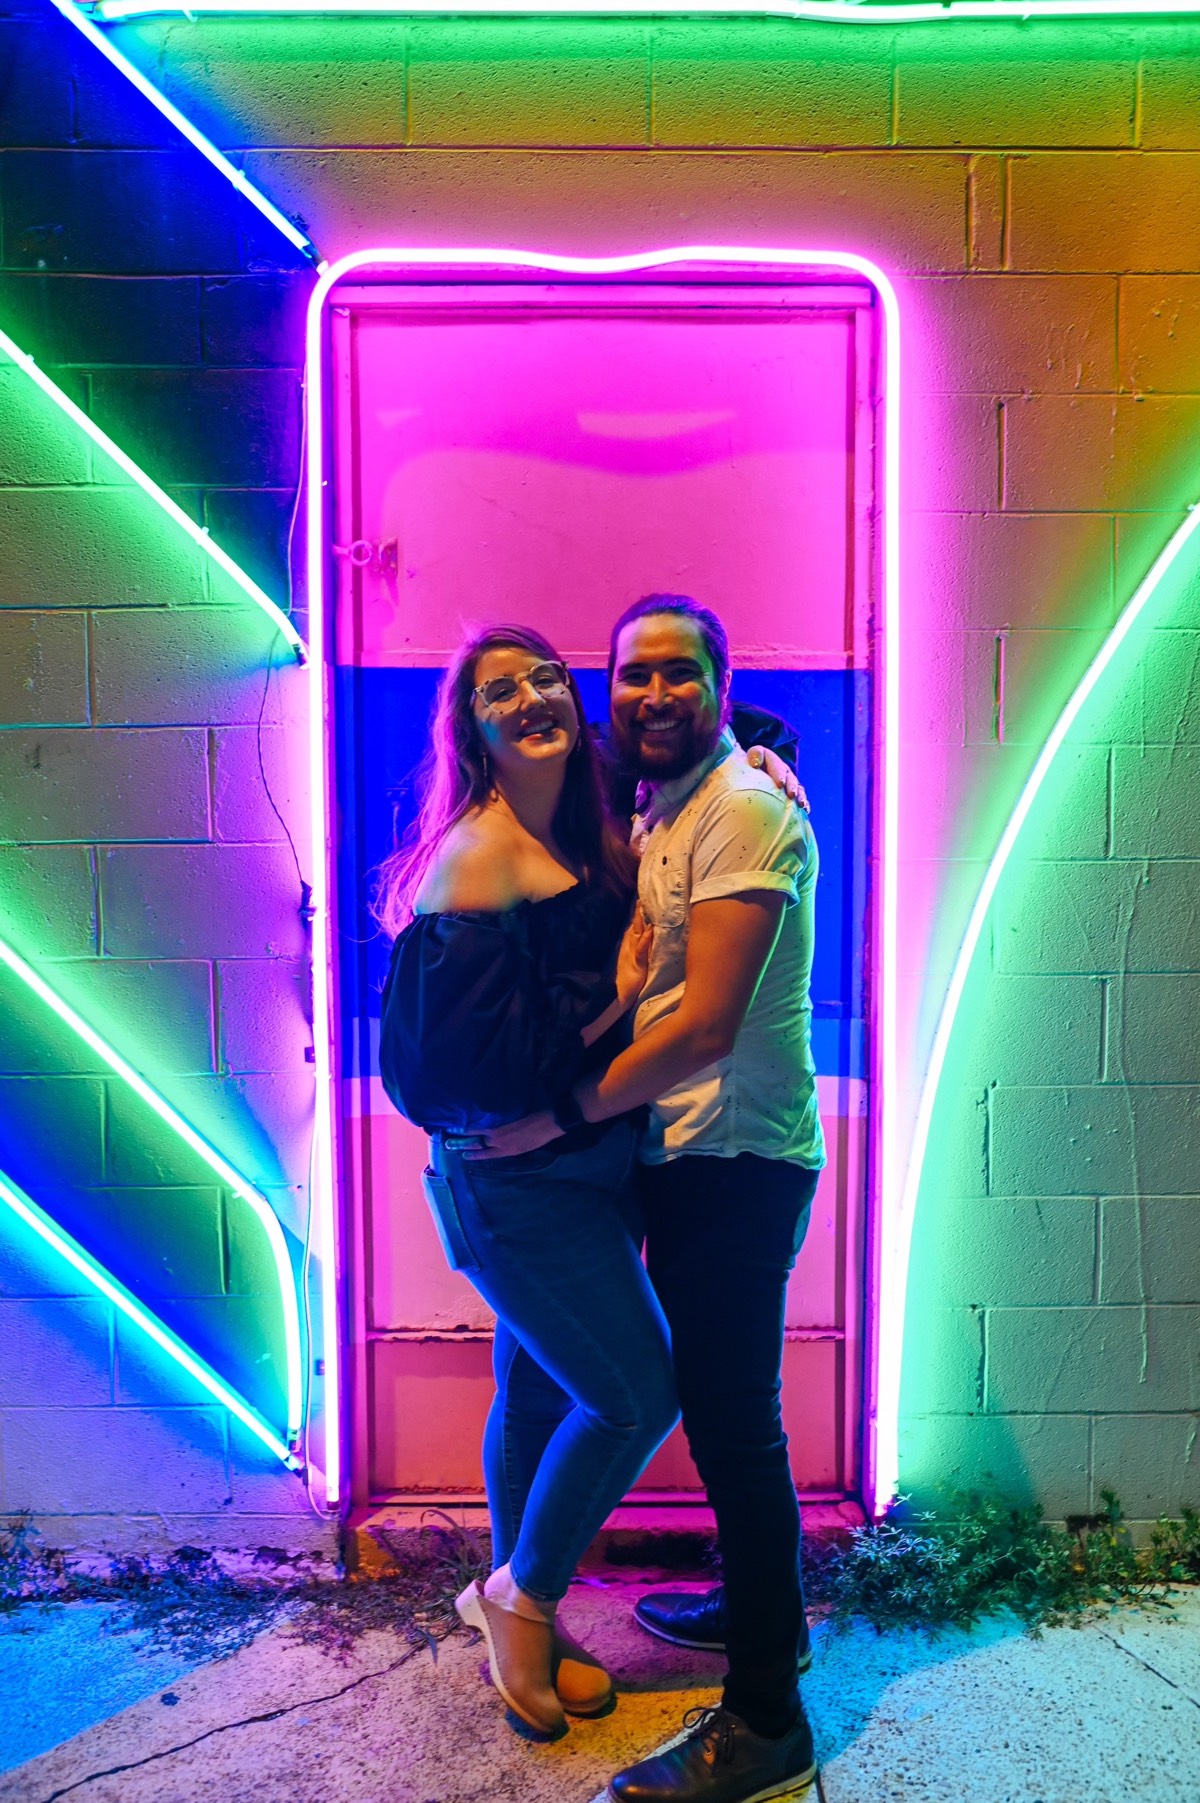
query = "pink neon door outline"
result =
(323, 270, 881, 1512)
(304, 245, 901, 1521)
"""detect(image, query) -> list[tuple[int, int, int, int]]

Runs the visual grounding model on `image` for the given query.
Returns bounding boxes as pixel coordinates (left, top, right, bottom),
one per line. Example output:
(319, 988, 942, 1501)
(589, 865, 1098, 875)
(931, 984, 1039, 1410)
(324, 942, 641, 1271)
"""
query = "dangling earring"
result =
(482, 750, 492, 793)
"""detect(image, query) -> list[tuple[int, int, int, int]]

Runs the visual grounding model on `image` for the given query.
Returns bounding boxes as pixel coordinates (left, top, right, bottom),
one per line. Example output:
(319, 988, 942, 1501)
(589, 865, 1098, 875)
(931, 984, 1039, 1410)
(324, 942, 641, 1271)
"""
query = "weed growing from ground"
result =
(2, 1495, 1197, 1660)
(803, 1491, 1200, 1634)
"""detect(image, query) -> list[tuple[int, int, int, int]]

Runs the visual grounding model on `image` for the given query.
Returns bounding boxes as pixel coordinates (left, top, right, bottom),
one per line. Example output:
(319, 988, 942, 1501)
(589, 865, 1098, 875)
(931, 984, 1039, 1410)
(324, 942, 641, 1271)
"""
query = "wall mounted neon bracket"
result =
(0, 928, 304, 1450)
(304, 243, 901, 1519)
(0, 1166, 302, 1469)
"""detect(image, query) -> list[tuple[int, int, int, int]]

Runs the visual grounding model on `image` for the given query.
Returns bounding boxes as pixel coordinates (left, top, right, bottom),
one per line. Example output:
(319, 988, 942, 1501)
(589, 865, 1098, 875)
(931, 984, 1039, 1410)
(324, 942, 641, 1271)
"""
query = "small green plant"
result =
(804, 1490, 1200, 1635)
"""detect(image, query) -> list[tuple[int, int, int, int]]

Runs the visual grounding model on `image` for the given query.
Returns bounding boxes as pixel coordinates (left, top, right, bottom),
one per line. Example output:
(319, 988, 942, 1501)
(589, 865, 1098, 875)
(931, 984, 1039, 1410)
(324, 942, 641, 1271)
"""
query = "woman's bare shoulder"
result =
(414, 810, 521, 914)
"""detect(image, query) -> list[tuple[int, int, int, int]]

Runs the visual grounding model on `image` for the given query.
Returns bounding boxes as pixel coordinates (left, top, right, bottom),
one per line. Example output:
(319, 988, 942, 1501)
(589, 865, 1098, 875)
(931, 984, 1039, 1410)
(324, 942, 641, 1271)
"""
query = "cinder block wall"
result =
(2, 6, 1199, 1536)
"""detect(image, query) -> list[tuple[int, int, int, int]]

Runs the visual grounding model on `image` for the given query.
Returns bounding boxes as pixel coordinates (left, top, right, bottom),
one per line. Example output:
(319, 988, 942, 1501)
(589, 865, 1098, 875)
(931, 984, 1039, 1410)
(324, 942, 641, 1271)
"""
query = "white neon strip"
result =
(52, 0, 316, 257)
(0, 326, 305, 661)
(304, 244, 901, 1518)
(88, 0, 1200, 23)
(875, 501, 1200, 1512)
(0, 930, 304, 1443)
(0, 1166, 299, 1467)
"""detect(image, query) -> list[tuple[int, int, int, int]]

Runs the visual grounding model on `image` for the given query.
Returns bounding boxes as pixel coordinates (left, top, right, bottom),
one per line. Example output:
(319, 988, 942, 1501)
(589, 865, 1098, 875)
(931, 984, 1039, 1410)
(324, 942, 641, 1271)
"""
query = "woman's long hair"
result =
(372, 623, 636, 937)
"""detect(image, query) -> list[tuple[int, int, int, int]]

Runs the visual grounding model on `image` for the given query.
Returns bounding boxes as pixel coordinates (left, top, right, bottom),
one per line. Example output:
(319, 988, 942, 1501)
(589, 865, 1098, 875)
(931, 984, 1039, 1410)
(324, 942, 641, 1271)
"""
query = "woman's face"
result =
(470, 644, 580, 782)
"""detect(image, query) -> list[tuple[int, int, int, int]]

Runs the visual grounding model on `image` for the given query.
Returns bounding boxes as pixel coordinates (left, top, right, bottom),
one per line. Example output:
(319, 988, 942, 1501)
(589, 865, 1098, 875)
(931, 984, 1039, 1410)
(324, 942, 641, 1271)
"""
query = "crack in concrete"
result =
(1097, 1628, 1200, 1712)
(31, 1642, 427, 1803)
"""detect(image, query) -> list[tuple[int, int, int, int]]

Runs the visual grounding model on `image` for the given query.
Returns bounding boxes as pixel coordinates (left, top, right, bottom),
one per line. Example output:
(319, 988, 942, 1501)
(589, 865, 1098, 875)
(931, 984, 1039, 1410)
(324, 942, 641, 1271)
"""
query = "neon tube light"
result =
(0, 1166, 301, 1468)
(0, 326, 305, 662)
(305, 243, 901, 1519)
(51, 0, 317, 260)
(0, 928, 304, 1445)
(877, 500, 1200, 1513)
(87, 0, 1200, 23)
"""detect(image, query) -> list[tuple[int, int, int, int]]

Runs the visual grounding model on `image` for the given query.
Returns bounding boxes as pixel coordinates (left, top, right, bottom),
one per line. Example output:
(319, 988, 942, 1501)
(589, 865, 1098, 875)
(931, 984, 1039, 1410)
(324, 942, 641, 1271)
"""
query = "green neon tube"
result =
(0, 929, 304, 1446)
(0, 326, 305, 662)
(0, 1166, 301, 1468)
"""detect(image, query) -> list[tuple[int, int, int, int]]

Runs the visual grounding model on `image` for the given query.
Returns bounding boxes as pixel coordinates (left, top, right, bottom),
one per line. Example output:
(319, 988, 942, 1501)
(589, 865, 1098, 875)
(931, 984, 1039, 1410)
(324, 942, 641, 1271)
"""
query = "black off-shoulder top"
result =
(378, 879, 632, 1137)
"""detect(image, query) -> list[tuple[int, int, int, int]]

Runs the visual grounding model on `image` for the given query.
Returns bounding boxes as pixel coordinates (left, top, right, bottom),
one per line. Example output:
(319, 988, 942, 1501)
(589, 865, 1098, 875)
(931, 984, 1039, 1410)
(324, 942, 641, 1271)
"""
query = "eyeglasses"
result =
(473, 660, 570, 713)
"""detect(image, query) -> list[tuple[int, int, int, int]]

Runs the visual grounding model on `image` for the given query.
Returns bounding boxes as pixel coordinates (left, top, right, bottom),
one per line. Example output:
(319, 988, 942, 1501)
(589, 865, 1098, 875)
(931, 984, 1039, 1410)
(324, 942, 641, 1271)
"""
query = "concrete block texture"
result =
(1008, 152, 1200, 274)
(895, 41, 1136, 150)
(1119, 275, 1200, 393)
(409, 22, 651, 146)
(900, 1306, 986, 1415)
(990, 1085, 1200, 1199)
(216, 960, 311, 1075)
(210, 726, 307, 849)
(0, 1298, 112, 1407)
(86, 369, 299, 489)
(1138, 48, 1200, 151)
(913, 275, 1118, 397)
(986, 1304, 1200, 1413)
(922, 511, 1115, 635)
(1137, 627, 1200, 744)
(1103, 973, 1200, 1084)
(649, 23, 892, 149)
(1091, 1414, 1200, 1515)
(89, 609, 288, 728)
(0, 612, 89, 725)
(1004, 395, 1200, 515)
(53, 959, 218, 1080)
(0, 149, 292, 277)
(0, 845, 98, 958)
(1100, 1197, 1200, 1304)
(105, 1068, 312, 1195)
(994, 860, 1200, 976)
(115, 1299, 287, 1432)
(51, 1184, 228, 1303)
(898, 1412, 1091, 1516)
(0, 369, 89, 487)
(926, 1197, 1098, 1309)
(200, 276, 309, 369)
(951, 973, 1105, 1086)
(0, 728, 209, 843)
(99, 844, 307, 960)
(0, 1405, 230, 1515)
(963, 629, 1108, 751)
(0, 1076, 106, 1195)
(0, 273, 202, 369)
(1112, 747, 1200, 856)
(240, 147, 972, 272)
(0, 489, 211, 612)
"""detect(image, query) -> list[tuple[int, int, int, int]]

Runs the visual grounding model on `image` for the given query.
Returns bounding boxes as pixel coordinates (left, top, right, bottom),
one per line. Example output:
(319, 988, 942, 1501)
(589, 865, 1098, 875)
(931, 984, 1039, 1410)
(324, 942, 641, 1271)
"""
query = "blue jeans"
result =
(426, 1118, 678, 1604)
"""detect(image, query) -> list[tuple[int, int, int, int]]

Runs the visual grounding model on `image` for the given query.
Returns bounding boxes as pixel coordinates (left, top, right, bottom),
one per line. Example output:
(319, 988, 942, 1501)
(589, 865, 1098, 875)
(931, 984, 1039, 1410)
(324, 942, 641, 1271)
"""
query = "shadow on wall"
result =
(899, 527, 1200, 1528)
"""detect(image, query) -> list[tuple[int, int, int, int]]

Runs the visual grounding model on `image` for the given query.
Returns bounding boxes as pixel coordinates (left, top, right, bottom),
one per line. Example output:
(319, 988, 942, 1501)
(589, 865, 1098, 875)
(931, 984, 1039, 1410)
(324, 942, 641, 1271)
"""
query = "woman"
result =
(375, 624, 679, 1743)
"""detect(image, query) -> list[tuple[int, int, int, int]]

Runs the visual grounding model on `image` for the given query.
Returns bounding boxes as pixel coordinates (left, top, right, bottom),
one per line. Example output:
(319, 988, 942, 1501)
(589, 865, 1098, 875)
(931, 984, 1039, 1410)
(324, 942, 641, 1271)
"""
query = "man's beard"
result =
(616, 711, 723, 782)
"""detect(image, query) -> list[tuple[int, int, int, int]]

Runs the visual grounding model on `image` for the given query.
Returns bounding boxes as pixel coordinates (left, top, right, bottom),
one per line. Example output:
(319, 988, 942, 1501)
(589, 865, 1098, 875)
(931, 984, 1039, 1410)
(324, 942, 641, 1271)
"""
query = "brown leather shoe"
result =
(456, 1580, 567, 1740)
(554, 1623, 616, 1718)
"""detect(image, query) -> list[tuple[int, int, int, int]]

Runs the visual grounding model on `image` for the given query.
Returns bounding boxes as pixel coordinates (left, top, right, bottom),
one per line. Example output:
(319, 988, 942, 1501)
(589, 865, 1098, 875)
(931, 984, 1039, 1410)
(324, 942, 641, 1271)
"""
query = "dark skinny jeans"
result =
(639, 1150, 820, 1739)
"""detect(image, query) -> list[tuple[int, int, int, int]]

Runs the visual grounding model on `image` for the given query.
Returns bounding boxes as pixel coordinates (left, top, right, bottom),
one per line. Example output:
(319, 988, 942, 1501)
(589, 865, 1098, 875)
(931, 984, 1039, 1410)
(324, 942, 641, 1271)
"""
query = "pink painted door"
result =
(330, 278, 875, 1506)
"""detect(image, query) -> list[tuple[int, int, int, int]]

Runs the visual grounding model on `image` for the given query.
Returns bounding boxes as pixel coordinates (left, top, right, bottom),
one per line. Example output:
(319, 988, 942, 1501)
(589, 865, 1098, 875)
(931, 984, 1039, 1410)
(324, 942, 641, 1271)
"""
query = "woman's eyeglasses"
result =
(473, 660, 570, 713)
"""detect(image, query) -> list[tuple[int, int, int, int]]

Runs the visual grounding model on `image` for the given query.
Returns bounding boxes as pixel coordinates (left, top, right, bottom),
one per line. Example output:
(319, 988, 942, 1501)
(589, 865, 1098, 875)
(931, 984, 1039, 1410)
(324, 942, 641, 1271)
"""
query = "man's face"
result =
(609, 613, 729, 781)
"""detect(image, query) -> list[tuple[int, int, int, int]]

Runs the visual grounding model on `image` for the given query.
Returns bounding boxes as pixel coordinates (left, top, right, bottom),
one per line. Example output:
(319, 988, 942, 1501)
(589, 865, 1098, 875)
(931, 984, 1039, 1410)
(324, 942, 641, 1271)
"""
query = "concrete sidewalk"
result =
(2, 1581, 1198, 1803)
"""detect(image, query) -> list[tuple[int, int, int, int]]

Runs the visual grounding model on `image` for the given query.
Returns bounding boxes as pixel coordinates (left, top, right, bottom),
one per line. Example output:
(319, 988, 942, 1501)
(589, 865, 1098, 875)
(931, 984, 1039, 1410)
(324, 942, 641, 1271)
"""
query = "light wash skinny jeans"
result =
(425, 1117, 678, 1604)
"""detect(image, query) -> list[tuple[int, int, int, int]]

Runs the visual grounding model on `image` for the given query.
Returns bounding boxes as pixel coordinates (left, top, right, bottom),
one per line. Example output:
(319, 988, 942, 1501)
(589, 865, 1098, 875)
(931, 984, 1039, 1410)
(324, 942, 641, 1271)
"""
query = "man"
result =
(480, 594, 825, 1802)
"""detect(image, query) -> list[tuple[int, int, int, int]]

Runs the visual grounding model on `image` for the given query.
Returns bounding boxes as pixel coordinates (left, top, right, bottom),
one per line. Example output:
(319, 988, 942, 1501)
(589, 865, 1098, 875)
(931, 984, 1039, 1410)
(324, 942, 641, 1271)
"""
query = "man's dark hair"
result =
(606, 593, 731, 709)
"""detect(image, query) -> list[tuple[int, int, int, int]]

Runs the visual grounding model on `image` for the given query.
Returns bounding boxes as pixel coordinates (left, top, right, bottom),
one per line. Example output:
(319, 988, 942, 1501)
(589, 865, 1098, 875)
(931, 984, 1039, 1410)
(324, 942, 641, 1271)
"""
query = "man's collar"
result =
(636, 726, 738, 823)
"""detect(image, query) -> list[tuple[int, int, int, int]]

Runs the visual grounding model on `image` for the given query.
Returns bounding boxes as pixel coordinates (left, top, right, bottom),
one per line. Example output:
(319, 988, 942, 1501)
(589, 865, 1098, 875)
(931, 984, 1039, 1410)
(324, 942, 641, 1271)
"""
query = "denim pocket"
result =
(421, 1167, 480, 1273)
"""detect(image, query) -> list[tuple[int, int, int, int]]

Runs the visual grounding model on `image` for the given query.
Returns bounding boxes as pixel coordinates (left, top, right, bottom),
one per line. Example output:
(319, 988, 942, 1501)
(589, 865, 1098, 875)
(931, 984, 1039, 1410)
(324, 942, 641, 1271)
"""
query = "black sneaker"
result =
(607, 1704, 817, 1803)
(633, 1586, 813, 1675)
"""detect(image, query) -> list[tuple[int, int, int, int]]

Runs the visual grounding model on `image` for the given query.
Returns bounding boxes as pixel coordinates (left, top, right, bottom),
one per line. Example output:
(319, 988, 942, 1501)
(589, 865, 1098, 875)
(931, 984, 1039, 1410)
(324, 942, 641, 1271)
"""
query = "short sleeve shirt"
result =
(632, 729, 826, 1169)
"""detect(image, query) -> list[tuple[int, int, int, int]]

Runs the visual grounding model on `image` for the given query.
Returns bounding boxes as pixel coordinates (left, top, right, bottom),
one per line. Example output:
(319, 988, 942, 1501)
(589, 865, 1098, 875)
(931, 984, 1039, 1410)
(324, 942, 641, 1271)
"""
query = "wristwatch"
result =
(551, 1089, 587, 1135)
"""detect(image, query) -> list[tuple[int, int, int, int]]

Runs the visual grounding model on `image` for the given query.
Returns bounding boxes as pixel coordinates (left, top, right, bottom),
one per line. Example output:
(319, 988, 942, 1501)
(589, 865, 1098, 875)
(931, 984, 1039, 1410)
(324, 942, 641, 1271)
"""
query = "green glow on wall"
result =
(897, 500, 1200, 1497)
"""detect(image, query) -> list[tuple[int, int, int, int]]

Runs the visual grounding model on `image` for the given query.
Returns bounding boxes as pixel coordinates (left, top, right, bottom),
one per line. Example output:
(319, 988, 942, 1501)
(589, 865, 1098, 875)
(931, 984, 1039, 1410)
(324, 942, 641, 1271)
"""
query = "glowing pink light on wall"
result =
(305, 245, 902, 1518)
